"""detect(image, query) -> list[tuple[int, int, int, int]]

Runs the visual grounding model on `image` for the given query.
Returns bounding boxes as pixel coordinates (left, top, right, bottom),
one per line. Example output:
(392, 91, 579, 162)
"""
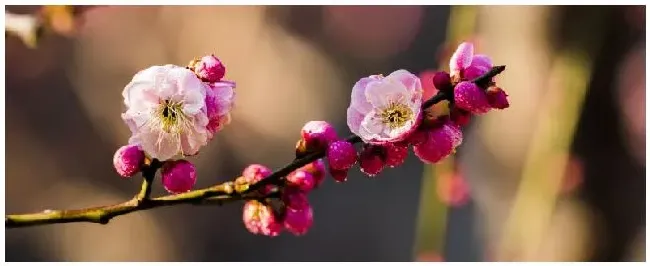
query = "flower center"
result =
(381, 102, 413, 129)
(158, 100, 185, 133)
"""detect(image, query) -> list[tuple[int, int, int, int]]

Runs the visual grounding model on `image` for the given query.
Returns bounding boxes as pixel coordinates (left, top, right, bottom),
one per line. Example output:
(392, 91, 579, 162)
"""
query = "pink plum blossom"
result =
(242, 200, 283, 237)
(122, 65, 210, 161)
(347, 70, 423, 145)
(113, 144, 145, 178)
(449, 42, 493, 81)
(204, 80, 236, 140)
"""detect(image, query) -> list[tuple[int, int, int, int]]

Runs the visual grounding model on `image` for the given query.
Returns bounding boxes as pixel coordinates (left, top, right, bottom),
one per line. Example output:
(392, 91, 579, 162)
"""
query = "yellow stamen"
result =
(158, 100, 187, 133)
(381, 102, 413, 129)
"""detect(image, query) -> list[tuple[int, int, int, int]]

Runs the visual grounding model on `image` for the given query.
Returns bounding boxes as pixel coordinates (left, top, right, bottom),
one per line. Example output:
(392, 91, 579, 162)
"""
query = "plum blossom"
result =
(347, 70, 423, 145)
(204, 80, 236, 140)
(122, 65, 210, 161)
(449, 42, 493, 81)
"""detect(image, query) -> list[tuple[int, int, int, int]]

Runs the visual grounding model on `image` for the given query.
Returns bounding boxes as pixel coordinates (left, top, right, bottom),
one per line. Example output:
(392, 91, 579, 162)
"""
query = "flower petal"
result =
(385, 69, 422, 95)
(470, 54, 493, 70)
(180, 121, 208, 156)
(357, 112, 384, 142)
(346, 106, 365, 135)
(136, 127, 181, 161)
(365, 80, 408, 108)
(449, 42, 474, 74)
(464, 65, 491, 81)
(351, 75, 382, 114)
(174, 68, 207, 115)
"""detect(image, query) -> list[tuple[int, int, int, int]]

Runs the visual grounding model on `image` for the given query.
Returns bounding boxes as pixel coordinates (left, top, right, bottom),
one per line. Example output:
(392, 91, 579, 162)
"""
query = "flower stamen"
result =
(158, 100, 186, 133)
(380, 102, 413, 129)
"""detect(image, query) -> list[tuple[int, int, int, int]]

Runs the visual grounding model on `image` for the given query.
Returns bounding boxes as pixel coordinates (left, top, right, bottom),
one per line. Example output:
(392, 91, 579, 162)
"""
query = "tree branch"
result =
(5, 66, 505, 229)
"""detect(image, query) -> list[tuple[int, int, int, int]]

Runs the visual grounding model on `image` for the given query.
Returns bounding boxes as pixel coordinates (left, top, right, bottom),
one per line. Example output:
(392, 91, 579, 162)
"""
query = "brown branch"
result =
(5, 66, 505, 229)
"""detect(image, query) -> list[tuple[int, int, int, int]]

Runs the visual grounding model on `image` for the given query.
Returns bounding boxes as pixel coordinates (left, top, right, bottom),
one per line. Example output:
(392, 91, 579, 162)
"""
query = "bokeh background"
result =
(4, 5, 646, 262)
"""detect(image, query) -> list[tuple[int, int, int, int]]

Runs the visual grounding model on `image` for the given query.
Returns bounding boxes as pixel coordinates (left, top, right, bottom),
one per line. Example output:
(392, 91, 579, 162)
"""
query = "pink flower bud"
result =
(454, 81, 491, 114)
(161, 160, 197, 194)
(486, 87, 510, 109)
(243, 200, 283, 237)
(286, 170, 315, 192)
(432, 71, 452, 92)
(359, 146, 385, 177)
(463, 65, 491, 81)
(413, 122, 463, 164)
(282, 188, 309, 210)
(329, 167, 349, 183)
(193, 55, 226, 82)
(406, 129, 428, 146)
(242, 164, 275, 194)
(384, 143, 409, 168)
(113, 145, 145, 178)
(450, 108, 471, 127)
(299, 159, 326, 188)
(326, 140, 358, 170)
(283, 204, 314, 236)
(301, 121, 338, 150)
(242, 164, 272, 184)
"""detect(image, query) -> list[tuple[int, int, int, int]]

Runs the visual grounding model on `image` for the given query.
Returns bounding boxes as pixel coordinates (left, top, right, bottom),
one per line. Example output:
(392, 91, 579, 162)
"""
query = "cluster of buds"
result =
(240, 42, 509, 237)
(240, 160, 323, 237)
(112, 54, 235, 193)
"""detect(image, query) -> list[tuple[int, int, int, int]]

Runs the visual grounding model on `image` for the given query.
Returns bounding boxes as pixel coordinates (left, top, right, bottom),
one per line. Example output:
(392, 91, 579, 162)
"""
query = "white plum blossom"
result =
(121, 64, 211, 161)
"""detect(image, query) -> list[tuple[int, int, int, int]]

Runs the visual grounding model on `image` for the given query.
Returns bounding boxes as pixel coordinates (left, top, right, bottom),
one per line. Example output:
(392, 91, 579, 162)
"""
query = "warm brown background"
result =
(5, 5, 646, 262)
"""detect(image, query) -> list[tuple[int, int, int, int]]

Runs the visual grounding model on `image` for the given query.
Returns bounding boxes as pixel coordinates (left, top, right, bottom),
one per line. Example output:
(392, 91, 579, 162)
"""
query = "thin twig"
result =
(5, 66, 505, 229)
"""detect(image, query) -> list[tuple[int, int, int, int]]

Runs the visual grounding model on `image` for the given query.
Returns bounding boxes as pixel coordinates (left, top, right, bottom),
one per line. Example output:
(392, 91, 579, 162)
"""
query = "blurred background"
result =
(4, 5, 646, 262)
